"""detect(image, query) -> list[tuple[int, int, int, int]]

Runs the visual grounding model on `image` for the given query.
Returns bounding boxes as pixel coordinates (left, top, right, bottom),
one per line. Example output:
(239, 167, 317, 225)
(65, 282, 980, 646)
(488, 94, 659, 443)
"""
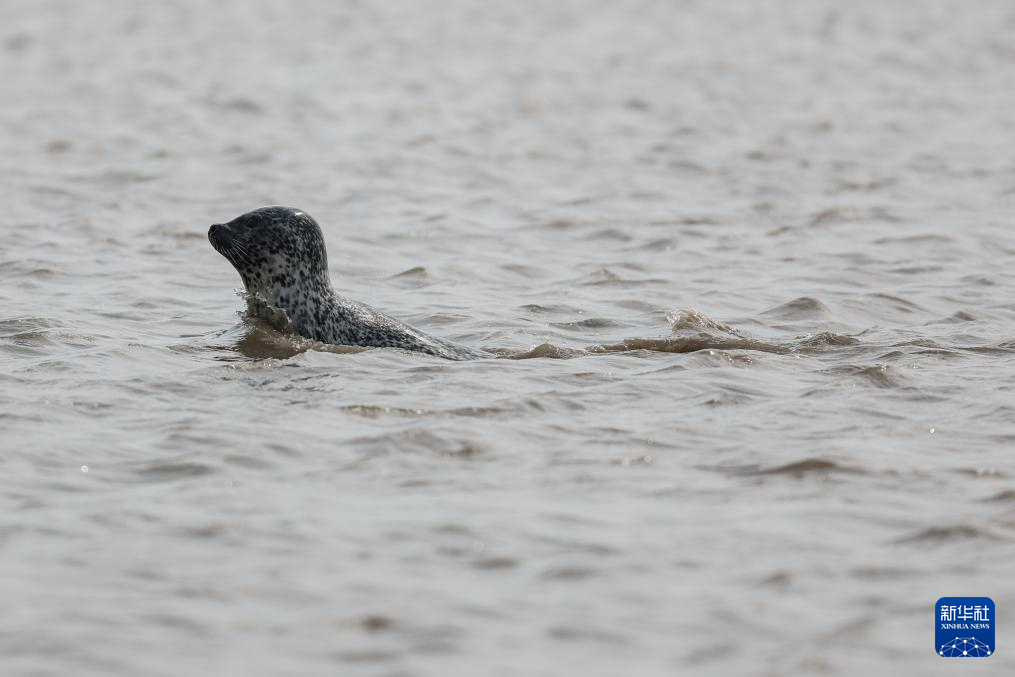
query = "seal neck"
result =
(244, 274, 337, 338)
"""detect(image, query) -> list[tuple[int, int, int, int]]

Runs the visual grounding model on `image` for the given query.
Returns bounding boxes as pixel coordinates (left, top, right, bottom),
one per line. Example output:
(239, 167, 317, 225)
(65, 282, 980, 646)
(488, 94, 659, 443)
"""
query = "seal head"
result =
(209, 206, 484, 360)
(209, 206, 330, 303)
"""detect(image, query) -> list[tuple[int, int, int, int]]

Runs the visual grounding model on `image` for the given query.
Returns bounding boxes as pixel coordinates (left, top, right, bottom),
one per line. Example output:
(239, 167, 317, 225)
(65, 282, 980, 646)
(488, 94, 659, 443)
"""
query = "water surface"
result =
(3, 1, 1015, 675)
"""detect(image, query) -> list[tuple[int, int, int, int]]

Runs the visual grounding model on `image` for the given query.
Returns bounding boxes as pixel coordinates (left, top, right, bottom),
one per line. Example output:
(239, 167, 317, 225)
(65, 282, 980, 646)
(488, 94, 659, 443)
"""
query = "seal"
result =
(208, 206, 485, 360)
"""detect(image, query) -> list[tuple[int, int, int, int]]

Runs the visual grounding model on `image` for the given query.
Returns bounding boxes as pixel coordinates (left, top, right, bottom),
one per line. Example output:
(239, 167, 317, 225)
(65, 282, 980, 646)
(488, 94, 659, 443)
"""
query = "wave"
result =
(508, 309, 857, 359)
(215, 305, 869, 362)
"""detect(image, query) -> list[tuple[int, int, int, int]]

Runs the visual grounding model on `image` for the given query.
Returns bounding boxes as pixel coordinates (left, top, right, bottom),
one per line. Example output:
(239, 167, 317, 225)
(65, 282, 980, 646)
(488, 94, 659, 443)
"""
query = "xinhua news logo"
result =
(936, 597, 994, 657)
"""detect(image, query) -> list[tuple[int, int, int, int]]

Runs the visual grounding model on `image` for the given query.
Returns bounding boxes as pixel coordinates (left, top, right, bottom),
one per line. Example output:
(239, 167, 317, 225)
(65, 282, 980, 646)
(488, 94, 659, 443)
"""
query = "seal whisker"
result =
(232, 239, 251, 259)
(226, 240, 251, 265)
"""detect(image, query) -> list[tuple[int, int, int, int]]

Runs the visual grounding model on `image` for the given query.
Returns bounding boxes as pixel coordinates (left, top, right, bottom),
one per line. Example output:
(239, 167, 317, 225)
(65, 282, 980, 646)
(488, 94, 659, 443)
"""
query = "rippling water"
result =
(3, 1, 1015, 675)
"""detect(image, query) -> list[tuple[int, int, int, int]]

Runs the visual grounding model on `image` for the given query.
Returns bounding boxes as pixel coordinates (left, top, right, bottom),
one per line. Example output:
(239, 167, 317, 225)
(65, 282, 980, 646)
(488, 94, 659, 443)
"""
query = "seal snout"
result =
(208, 223, 231, 250)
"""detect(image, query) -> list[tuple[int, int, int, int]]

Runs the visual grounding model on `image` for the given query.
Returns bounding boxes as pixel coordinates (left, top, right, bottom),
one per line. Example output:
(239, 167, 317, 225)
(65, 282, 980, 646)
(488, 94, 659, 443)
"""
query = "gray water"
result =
(3, 1, 1015, 675)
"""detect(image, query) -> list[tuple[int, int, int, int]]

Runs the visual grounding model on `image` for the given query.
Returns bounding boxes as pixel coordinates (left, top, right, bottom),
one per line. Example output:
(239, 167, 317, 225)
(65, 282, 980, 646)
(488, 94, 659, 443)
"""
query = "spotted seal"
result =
(208, 206, 485, 360)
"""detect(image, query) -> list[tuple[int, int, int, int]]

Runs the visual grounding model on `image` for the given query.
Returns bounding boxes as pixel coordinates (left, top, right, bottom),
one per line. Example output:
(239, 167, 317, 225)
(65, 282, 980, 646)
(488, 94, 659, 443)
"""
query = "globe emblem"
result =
(939, 637, 991, 657)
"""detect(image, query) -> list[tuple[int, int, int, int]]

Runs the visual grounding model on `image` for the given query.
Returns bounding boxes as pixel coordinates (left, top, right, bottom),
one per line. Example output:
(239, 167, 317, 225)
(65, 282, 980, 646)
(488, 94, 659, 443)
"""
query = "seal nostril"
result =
(208, 223, 229, 242)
